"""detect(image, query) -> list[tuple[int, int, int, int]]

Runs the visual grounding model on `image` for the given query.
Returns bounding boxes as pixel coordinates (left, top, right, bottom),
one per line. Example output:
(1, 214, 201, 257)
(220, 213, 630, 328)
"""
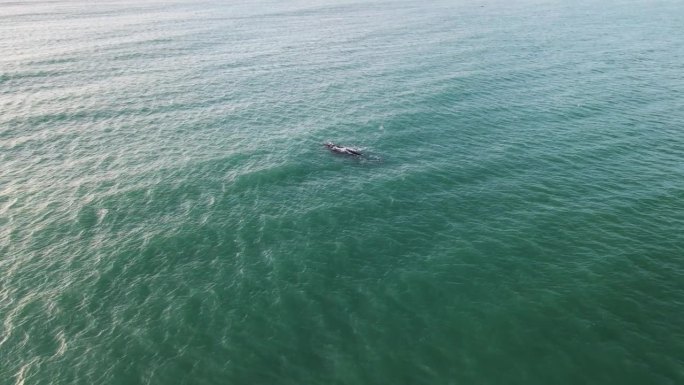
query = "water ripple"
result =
(2, 0, 684, 384)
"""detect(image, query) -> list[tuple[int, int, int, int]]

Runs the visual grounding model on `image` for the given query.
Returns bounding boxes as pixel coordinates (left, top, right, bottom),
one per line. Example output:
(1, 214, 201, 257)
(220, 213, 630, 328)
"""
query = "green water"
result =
(1, 0, 683, 384)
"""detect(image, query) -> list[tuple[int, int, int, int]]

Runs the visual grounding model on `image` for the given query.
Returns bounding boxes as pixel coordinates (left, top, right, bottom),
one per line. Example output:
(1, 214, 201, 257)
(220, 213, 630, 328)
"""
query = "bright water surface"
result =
(1, 0, 684, 384)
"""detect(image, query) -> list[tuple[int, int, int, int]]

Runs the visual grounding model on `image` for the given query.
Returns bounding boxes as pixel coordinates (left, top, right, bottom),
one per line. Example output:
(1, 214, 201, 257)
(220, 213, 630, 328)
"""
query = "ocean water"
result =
(1, 0, 683, 384)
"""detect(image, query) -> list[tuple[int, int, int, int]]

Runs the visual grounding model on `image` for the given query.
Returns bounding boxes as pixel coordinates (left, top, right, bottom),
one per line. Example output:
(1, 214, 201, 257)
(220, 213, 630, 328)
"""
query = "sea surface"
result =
(1, 0, 683, 384)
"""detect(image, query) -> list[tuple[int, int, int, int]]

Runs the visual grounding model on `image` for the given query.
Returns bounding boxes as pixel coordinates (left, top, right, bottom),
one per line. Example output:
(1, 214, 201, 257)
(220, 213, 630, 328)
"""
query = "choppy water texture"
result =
(2, 0, 684, 384)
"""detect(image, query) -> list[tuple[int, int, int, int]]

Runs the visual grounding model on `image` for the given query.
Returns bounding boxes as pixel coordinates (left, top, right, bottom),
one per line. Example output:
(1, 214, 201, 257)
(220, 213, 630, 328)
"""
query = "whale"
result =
(325, 142, 362, 156)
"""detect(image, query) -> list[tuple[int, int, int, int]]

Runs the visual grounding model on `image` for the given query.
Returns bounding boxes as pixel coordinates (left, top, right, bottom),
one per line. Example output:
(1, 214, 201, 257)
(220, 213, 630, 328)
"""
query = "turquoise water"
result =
(2, 0, 684, 383)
